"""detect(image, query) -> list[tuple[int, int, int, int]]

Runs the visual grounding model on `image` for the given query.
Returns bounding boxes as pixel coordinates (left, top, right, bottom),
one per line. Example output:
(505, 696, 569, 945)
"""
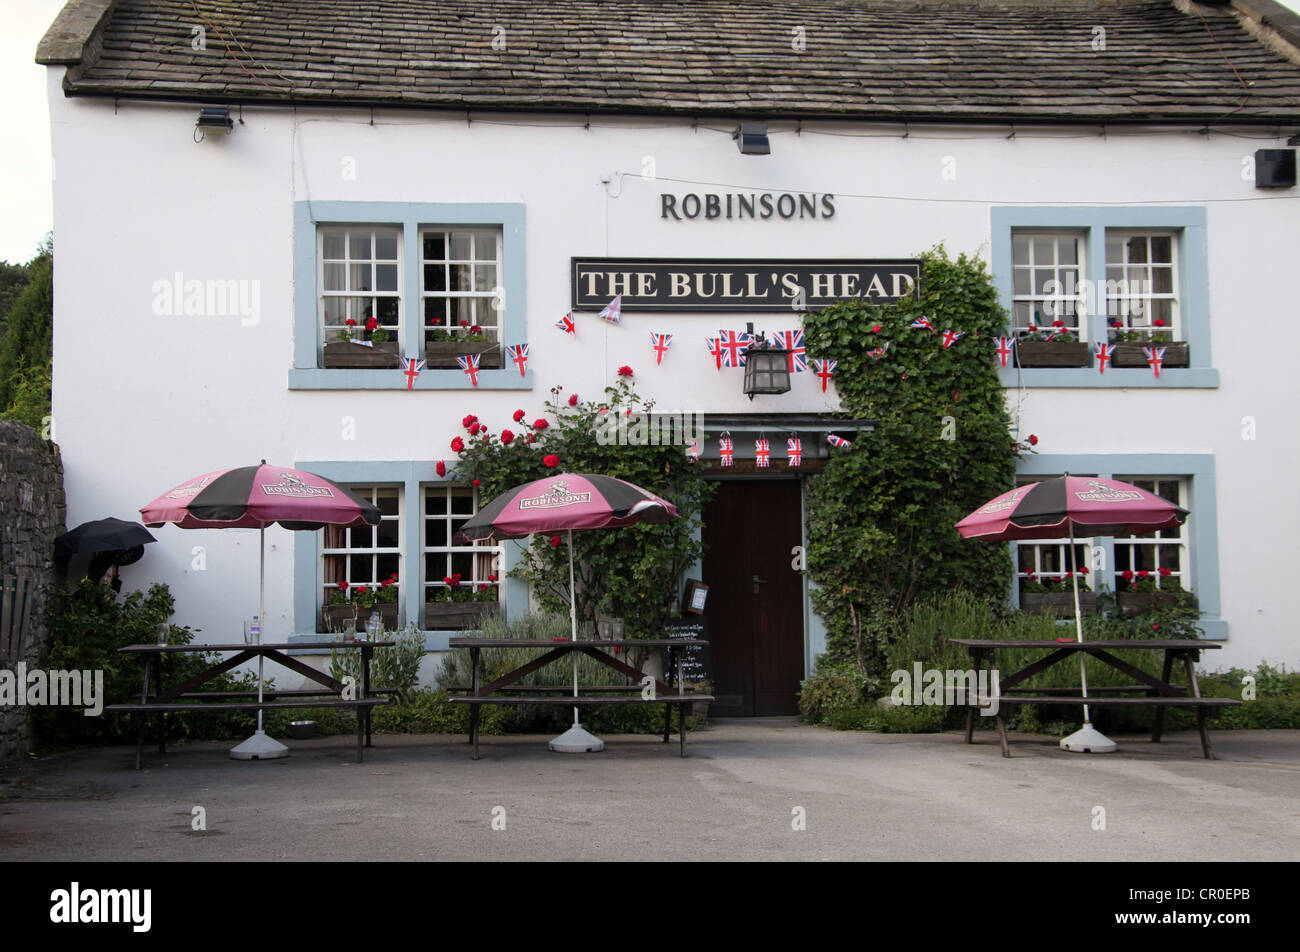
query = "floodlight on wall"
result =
(1255, 149, 1296, 188)
(736, 120, 771, 155)
(196, 106, 234, 136)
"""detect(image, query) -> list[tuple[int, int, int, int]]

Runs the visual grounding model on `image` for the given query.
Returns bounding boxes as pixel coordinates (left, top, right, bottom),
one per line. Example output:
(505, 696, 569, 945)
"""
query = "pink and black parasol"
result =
(458, 472, 677, 542)
(955, 475, 1187, 542)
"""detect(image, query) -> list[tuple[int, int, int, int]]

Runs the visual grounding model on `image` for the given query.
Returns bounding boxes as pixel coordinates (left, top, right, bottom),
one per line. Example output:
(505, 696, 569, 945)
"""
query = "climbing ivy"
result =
(801, 246, 1022, 678)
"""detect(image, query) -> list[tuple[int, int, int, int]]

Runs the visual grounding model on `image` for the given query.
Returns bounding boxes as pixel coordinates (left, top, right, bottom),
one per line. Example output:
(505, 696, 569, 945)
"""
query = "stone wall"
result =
(0, 421, 66, 761)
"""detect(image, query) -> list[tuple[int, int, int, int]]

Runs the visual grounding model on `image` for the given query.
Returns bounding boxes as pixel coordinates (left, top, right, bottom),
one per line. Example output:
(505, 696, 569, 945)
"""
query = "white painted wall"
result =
(47, 68, 1299, 672)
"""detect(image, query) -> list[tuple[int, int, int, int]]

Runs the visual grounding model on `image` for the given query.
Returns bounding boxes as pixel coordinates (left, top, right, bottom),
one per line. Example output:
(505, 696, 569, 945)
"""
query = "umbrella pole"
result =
(569, 528, 579, 726)
(1059, 518, 1116, 753)
(547, 527, 604, 752)
(257, 524, 266, 732)
(1070, 523, 1090, 724)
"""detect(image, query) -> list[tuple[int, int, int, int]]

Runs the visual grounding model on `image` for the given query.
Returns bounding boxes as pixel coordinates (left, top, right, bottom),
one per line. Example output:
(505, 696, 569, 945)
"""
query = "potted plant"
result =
(1014, 321, 1090, 368)
(1020, 568, 1096, 615)
(424, 572, 500, 629)
(425, 318, 502, 369)
(1117, 567, 1195, 616)
(1109, 318, 1190, 368)
(323, 313, 401, 368)
(323, 586, 357, 634)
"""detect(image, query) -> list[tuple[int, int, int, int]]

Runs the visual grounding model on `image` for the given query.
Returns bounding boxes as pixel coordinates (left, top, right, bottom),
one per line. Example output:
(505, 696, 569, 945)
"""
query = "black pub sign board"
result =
(571, 258, 922, 312)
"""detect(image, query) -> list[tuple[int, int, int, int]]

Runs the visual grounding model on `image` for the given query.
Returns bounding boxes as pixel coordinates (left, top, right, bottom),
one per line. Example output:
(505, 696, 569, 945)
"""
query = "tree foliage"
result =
(801, 246, 1021, 677)
(0, 236, 53, 425)
(450, 379, 713, 642)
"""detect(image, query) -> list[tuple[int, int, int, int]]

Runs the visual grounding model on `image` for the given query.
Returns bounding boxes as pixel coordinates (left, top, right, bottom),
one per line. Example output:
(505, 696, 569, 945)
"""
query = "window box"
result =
(1015, 341, 1090, 368)
(1112, 342, 1190, 369)
(1021, 591, 1097, 615)
(424, 340, 502, 370)
(1116, 591, 1195, 617)
(322, 341, 401, 369)
(323, 604, 358, 633)
(425, 601, 499, 630)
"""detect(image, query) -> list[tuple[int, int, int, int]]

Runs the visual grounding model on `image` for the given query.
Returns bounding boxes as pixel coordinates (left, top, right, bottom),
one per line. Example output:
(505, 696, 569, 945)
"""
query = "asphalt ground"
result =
(3, 719, 1298, 862)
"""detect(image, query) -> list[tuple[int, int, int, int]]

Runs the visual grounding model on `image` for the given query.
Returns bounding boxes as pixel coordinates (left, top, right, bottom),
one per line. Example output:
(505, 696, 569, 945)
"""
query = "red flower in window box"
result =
(543, 454, 560, 468)
(450, 436, 465, 453)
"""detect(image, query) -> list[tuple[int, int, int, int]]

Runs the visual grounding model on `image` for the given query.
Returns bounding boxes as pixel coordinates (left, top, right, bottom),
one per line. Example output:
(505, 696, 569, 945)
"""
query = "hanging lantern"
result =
(741, 326, 791, 399)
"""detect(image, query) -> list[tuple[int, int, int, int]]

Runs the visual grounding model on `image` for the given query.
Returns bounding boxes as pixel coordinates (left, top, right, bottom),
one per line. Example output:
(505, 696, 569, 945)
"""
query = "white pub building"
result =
(38, 0, 1300, 713)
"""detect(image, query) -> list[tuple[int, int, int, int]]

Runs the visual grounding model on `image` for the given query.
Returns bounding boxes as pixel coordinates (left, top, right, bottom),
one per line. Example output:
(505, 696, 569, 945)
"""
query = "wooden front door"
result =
(702, 480, 805, 715)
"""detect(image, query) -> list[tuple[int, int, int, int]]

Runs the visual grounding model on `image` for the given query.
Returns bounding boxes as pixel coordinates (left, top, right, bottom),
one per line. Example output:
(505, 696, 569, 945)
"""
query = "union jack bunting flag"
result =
(650, 332, 673, 365)
(719, 436, 734, 467)
(505, 342, 529, 377)
(1143, 345, 1167, 378)
(401, 357, 425, 391)
(685, 438, 701, 461)
(755, 439, 771, 468)
(787, 437, 802, 467)
(773, 330, 807, 372)
(718, 329, 752, 368)
(868, 341, 890, 359)
(826, 433, 853, 450)
(705, 336, 724, 370)
(456, 353, 481, 387)
(555, 312, 576, 335)
(911, 316, 932, 330)
(994, 336, 1015, 368)
(1094, 341, 1116, 374)
(812, 359, 837, 393)
(598, 295, 622, 324)
(941, 329, 964, 349)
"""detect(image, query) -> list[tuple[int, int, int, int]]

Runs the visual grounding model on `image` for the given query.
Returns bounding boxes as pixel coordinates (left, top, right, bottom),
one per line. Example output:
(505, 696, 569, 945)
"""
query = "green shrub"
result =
(798, 663, 873, 724)
(328, 621, 426, 703)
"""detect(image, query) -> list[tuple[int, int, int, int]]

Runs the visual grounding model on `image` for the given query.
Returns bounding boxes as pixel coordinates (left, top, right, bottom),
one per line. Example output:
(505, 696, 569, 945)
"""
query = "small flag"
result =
(650, 332, 673, 365)
(685, 438, 701, 461)
(1144, 345, 1166, 378)
(719, 436, 734, 467)
(755, 439, 771, 468)
(995, 336, 1015, 368)
(827, 434, 853, 450)
(505, 343, 529, 377)
(867, 341, 890, 359)
(718, 329, 752, 368)
(812, 359, 837, 393)
(773, 330, 807, 373)
(556, 312, 576, 335)
(599, 295, 622, 324)
(787, 437, 802, 467)
(456, 353, 481, 387)
(911, 316, 932, 330)
(1094, 341, 1115, 374)
(941, 329, 964, 349)
(705, 336, 724, 370)
(402, 356, 425, 390)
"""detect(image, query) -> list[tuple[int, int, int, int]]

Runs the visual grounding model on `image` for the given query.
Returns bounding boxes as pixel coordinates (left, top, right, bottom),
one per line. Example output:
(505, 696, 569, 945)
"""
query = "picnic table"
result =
(948, 638, 1242, 759)
(448, 637, 714, 758)
(104, 640, 395, 768)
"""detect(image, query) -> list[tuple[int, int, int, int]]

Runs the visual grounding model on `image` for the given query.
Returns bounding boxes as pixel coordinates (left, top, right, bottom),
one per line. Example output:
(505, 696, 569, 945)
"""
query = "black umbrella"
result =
(55, 518, 157, 560)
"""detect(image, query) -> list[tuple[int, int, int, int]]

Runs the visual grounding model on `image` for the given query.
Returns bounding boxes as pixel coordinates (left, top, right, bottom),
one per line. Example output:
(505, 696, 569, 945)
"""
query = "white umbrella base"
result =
(1060, 723, 1118, 754)
(230, 729, 290, 760)
(548, 724, 605, 753)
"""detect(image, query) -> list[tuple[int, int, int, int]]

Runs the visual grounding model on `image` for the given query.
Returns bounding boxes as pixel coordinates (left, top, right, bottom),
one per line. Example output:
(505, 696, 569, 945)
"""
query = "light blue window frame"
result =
(290, 202, 530, 390)
(992, 207, 1218, 389)
(290, 460, 530, 652)
(1014, 454, 1225, 639)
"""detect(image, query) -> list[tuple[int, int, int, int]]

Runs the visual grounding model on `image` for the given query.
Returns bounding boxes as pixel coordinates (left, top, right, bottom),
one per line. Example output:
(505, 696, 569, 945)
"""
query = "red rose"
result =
(501, 429, 515, 445)
(1138, 569, 1150, 578)
(512, 409, 525, 423)
(460, 319, 470, 326)
(1158, 567, 1171, 576)
(1027, 434, 1038, 445)
(1079, 566, 1090, 574)
(443, 575, 454, 585)
(872, 325, 882, 333)
(533, 418, 549, 431)
(1151, 624, 1160, 631)
(450, 436, 465, 453)
(550, 536, 561, 547)
(468, 422, 479, 435)
(436, 460, 446, 477)
(345, 318, 357, 327)
(478, 583, 488, 592)
(462, 414, 477, 429)
(366, 317, 378, 332)
(470, 325, 482, 335)
(487, 574, 498, 582)
(568, 393, 579, 406)
(543, 454, 560, 468)
(526, 433, 536, 443)
(618, 365, 634, 377)
(472, 479, 480, 486)
(1122, 570, 1134, 580)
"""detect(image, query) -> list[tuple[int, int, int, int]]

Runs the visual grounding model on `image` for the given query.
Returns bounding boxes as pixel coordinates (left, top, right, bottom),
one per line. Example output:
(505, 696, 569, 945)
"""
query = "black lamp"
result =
(196, 106, 234, 135)
(742, 324, 791, 398)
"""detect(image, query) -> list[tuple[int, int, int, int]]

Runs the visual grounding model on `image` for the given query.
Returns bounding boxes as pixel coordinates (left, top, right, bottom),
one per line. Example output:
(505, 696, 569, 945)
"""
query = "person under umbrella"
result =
(458, 472, 678, 753)
(956, 474, 1188, 754)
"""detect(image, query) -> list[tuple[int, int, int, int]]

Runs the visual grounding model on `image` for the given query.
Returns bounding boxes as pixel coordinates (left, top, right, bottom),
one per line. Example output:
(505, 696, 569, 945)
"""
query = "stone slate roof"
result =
(36, 0, 1300, 123)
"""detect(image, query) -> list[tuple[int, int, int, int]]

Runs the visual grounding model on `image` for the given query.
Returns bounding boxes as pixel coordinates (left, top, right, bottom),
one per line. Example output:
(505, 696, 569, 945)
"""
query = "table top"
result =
(448, 638, 708, 648)
(120, 641, 396, 654)
(948, 638, 1217, 650)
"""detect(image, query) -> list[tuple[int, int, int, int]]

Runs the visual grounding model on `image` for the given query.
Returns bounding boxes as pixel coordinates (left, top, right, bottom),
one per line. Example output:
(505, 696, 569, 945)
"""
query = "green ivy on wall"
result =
(801, 246, 1022, 679)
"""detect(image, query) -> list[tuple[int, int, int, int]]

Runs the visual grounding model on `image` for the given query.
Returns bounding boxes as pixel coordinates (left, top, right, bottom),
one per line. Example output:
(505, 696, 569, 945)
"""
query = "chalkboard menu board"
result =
(662, 617, 712, 687)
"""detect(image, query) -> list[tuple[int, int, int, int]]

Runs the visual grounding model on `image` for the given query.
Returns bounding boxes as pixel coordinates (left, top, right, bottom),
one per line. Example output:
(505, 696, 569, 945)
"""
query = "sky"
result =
(3, 0, 1300, 265)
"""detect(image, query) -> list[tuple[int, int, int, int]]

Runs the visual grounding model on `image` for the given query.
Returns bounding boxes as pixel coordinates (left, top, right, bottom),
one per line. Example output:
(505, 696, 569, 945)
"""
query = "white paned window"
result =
(1112, 477, 1187, 591)
(321, 485, 402, 614)
(319, 226, 402, 358)
(421, 228, 503, 345)
(1105, 232, 1180, 340)
(422, 485, 500, 599)
(1010, 232, 1086, 338)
